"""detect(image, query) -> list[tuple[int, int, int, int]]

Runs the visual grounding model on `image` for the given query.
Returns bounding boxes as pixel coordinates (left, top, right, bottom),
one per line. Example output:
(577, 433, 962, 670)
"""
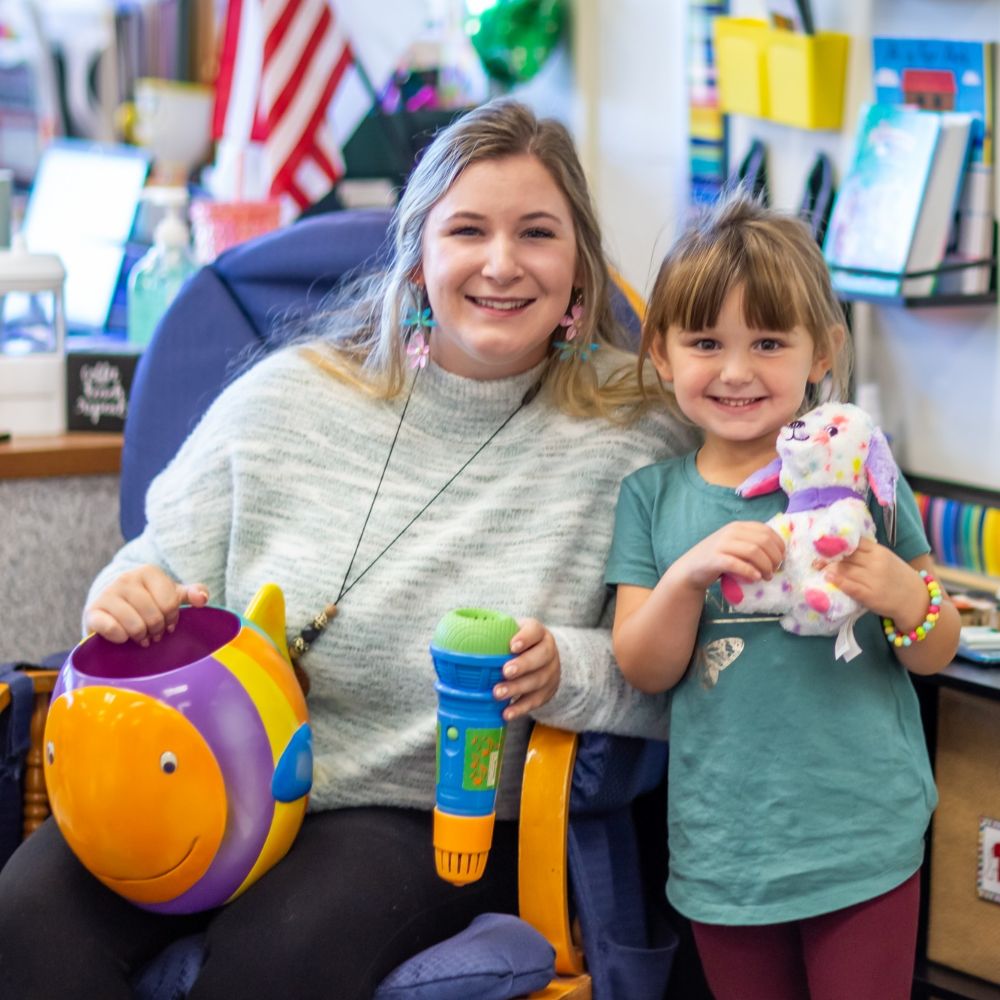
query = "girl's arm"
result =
(613, 521, 786, 693)
(824, 542, 960, 675)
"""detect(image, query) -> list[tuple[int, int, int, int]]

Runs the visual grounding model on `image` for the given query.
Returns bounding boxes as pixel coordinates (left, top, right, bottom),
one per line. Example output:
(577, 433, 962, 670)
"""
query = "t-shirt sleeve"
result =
(605, 472, 661, 590)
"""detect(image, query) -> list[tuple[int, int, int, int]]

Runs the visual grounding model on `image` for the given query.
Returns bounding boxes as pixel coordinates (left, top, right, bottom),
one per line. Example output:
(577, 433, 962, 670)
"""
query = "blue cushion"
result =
(373, 913, 554, 1000)
(132, 934, 205, 1000)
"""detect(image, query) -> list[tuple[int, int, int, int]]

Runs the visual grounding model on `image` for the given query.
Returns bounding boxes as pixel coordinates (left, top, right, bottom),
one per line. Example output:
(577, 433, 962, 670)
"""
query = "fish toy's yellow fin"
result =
(243, 584, 291, 665)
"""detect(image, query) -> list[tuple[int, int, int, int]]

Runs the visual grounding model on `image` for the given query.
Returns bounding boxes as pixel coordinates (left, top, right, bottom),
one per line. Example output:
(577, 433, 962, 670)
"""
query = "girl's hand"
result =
(823, 538, 928, 624)
(493, 618, 560, 722)
(84, 565, 209, 645)
(674, 521, 786, 591)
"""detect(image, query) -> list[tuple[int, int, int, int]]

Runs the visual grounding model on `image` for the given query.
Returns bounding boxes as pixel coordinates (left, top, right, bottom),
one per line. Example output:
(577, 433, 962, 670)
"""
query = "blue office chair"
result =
(8, 209, 678, 1000)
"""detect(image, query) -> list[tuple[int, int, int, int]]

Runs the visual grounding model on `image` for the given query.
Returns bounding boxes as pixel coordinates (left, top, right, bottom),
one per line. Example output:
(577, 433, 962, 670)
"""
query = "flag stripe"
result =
(212, 0, 244, 138)
(268, 38, 350, 175)
(264, 6, 333, 123)
(213, 0, 358, 209)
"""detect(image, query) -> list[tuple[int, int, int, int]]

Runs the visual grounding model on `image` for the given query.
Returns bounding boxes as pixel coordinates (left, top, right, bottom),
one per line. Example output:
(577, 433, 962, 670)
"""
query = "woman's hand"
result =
(493, 618, 560, 721)
(84, 565, 209, 645)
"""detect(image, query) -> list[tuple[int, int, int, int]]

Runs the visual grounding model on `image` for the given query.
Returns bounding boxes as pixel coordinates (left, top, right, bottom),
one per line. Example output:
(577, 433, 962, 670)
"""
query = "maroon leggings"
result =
(691, 870, 921, 1000)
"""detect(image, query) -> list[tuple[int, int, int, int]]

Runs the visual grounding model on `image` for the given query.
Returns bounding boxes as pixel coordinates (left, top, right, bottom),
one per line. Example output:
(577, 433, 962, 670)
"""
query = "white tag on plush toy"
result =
(835, 613, 864, 662)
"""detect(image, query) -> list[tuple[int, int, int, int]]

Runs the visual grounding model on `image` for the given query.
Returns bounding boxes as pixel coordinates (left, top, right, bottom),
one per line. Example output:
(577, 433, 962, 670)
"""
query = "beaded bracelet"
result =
(881, 570, 943, 647)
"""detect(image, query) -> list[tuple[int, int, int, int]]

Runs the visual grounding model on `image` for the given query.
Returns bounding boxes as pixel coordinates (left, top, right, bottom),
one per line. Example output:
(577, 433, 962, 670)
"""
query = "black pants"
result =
(0, 808, 519, 1000)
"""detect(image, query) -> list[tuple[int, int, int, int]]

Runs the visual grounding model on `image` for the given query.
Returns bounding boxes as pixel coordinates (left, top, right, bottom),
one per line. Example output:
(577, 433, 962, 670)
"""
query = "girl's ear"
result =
(808, 324, 845, 383)
(648, 332, 673, 383)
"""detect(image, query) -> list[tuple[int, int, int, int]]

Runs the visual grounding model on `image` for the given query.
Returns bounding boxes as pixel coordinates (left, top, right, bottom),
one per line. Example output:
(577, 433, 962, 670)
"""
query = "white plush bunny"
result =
(719, 402, 898, 657)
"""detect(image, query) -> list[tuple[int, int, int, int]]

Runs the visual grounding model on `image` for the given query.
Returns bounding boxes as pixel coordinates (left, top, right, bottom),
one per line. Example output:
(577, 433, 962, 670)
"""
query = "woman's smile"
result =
(417, 153, 578, 379)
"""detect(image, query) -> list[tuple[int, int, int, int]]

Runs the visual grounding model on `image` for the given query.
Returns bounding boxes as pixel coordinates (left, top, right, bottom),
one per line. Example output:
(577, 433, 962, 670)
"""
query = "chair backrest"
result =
(119, 207, 642, 540)
(119, 208, 393, 540)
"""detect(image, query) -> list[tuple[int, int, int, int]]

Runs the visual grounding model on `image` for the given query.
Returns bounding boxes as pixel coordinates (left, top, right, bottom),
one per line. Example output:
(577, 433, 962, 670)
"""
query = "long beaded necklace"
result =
(287, 362, 547, 690)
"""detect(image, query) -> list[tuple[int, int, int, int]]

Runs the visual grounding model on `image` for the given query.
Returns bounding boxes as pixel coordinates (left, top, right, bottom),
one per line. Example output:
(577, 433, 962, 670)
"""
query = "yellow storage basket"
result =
(713, 18, 849, 131)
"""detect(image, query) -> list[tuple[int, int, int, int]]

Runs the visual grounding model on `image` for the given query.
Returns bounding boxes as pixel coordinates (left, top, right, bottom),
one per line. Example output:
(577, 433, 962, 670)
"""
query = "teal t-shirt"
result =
(606, 451, 937, 924)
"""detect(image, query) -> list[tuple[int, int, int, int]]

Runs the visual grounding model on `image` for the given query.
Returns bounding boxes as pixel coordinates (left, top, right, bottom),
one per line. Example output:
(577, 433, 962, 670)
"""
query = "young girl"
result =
(606, 195, 960, 1000)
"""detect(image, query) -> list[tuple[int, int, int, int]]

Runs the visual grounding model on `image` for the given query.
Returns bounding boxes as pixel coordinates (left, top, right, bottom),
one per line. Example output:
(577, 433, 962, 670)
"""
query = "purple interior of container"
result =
(70, 606, 241, 680)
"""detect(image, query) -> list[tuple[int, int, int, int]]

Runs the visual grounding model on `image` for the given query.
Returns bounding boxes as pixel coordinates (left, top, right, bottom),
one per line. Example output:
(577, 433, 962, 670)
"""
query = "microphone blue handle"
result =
(430, 608, 519, 885)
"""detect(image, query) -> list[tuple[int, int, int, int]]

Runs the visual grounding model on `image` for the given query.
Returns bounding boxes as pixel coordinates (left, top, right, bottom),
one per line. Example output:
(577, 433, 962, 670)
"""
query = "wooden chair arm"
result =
(518, 723, 585, 977)
(0, 668, 59, 839)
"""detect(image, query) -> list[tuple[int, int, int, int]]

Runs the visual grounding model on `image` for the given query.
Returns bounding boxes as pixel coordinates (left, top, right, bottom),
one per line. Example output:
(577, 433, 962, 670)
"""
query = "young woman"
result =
(0, 100, 693, 999)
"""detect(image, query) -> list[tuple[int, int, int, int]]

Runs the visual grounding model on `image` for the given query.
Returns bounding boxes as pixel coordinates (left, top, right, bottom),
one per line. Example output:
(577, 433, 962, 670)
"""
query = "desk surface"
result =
(932, 658, 1000, 699)
(0, 432, 123, 480)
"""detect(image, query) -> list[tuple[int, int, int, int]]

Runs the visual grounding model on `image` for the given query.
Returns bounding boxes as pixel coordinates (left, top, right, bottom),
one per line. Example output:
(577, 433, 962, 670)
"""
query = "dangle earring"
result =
(404, 288, 435, 370)
(553, 290, 598, 362)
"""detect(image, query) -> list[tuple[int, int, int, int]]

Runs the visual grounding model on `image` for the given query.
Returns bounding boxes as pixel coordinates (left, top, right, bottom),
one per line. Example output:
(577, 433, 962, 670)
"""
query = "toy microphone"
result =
(431, 607, 519, 886)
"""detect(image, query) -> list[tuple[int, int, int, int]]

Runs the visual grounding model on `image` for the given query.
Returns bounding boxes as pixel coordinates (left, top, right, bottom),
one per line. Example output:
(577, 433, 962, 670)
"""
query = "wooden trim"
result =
(527, 978, 592, 999)
(518, 724, 586, 977)
(0, 432, 123, 480)
(23, 669, 57, 838)
(0, 670, 58, 837)
(935, 564, 1000, 596)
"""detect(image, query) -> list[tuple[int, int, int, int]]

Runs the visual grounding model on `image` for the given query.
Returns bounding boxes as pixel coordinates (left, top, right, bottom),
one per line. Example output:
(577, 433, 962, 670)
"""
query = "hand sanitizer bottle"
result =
(127, 189, 197, 348)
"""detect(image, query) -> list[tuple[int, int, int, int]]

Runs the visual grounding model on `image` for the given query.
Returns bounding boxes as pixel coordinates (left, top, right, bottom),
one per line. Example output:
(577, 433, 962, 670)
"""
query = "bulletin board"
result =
(927, 687, 1000, 985)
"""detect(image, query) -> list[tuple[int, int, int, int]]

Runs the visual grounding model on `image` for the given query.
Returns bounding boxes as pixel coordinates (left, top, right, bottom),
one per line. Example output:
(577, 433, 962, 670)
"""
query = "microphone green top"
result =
(432, 608, 520, 655)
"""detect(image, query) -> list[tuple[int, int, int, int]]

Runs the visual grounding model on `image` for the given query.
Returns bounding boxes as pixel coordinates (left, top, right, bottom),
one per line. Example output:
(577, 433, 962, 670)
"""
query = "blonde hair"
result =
(640, 192, 852, 410)
(300, 99, 649, 421)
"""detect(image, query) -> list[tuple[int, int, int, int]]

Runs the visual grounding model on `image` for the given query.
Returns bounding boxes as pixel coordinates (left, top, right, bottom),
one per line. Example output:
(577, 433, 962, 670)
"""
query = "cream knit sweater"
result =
(88, 348, 693, 817)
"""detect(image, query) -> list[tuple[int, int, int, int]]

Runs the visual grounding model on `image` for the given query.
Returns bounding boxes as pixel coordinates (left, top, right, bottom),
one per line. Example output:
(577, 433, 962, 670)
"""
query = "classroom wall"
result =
(576, 0, 1000, 493)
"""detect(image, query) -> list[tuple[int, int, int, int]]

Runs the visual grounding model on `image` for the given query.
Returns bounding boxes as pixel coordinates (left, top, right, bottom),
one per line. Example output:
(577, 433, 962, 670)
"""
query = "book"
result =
(823, 103, 973, 298)
(872, 37, 994, 165)
(872, 38, 997, 296)
(938, 162, 996, 295)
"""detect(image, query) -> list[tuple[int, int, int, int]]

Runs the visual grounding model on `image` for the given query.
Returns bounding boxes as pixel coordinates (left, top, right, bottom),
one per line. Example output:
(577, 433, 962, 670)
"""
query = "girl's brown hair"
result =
(640, 192, 852, 407)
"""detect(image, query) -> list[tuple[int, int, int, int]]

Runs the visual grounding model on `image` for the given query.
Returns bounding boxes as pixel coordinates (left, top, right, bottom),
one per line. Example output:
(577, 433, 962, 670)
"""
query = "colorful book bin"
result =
(43, 584, 312, 914)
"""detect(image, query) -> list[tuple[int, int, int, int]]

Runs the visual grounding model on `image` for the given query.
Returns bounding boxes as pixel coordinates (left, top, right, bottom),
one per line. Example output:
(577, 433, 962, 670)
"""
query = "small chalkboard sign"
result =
(65, 348, 141, 432)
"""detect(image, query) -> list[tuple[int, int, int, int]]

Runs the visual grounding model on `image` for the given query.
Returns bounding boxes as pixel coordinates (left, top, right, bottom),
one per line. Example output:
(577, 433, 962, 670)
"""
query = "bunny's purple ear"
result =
(736, 457, 783, 498)
(865, 427, 898, 508)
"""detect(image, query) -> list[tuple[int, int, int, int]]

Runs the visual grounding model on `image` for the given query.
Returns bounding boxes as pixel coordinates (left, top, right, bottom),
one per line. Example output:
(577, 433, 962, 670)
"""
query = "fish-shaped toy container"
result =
(43, 583, 312, 914)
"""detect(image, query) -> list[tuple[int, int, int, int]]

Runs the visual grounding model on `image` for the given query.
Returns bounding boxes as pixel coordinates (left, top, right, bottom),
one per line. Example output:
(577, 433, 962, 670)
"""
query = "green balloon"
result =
(466, 0, 567, 86)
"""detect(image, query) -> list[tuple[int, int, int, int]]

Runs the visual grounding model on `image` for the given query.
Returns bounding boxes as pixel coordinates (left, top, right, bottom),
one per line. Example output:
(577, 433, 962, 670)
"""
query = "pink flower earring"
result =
(404, 296, 435, 370)
(558, 301, 584, 341)
(553, 295, 597, 362)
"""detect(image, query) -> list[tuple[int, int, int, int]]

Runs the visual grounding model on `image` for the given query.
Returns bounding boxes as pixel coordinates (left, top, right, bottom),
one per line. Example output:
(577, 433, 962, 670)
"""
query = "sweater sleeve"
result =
(82, 355, 282, 623)
(531, 615, 670, 738)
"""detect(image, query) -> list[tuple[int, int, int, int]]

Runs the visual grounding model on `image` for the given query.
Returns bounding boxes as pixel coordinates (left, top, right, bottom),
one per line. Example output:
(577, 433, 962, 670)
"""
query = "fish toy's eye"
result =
(46, 741, 55, 765)
(826, 425, 839, 437)
(160, 751, 178, 774)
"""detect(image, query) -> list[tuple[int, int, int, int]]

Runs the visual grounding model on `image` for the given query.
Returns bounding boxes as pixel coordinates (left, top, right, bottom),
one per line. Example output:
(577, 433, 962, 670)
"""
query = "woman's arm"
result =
(527, 618, 672, 737)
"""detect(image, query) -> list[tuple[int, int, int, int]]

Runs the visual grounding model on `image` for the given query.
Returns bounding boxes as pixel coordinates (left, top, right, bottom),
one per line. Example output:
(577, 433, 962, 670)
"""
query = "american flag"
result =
(212, 0, 368, 213)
